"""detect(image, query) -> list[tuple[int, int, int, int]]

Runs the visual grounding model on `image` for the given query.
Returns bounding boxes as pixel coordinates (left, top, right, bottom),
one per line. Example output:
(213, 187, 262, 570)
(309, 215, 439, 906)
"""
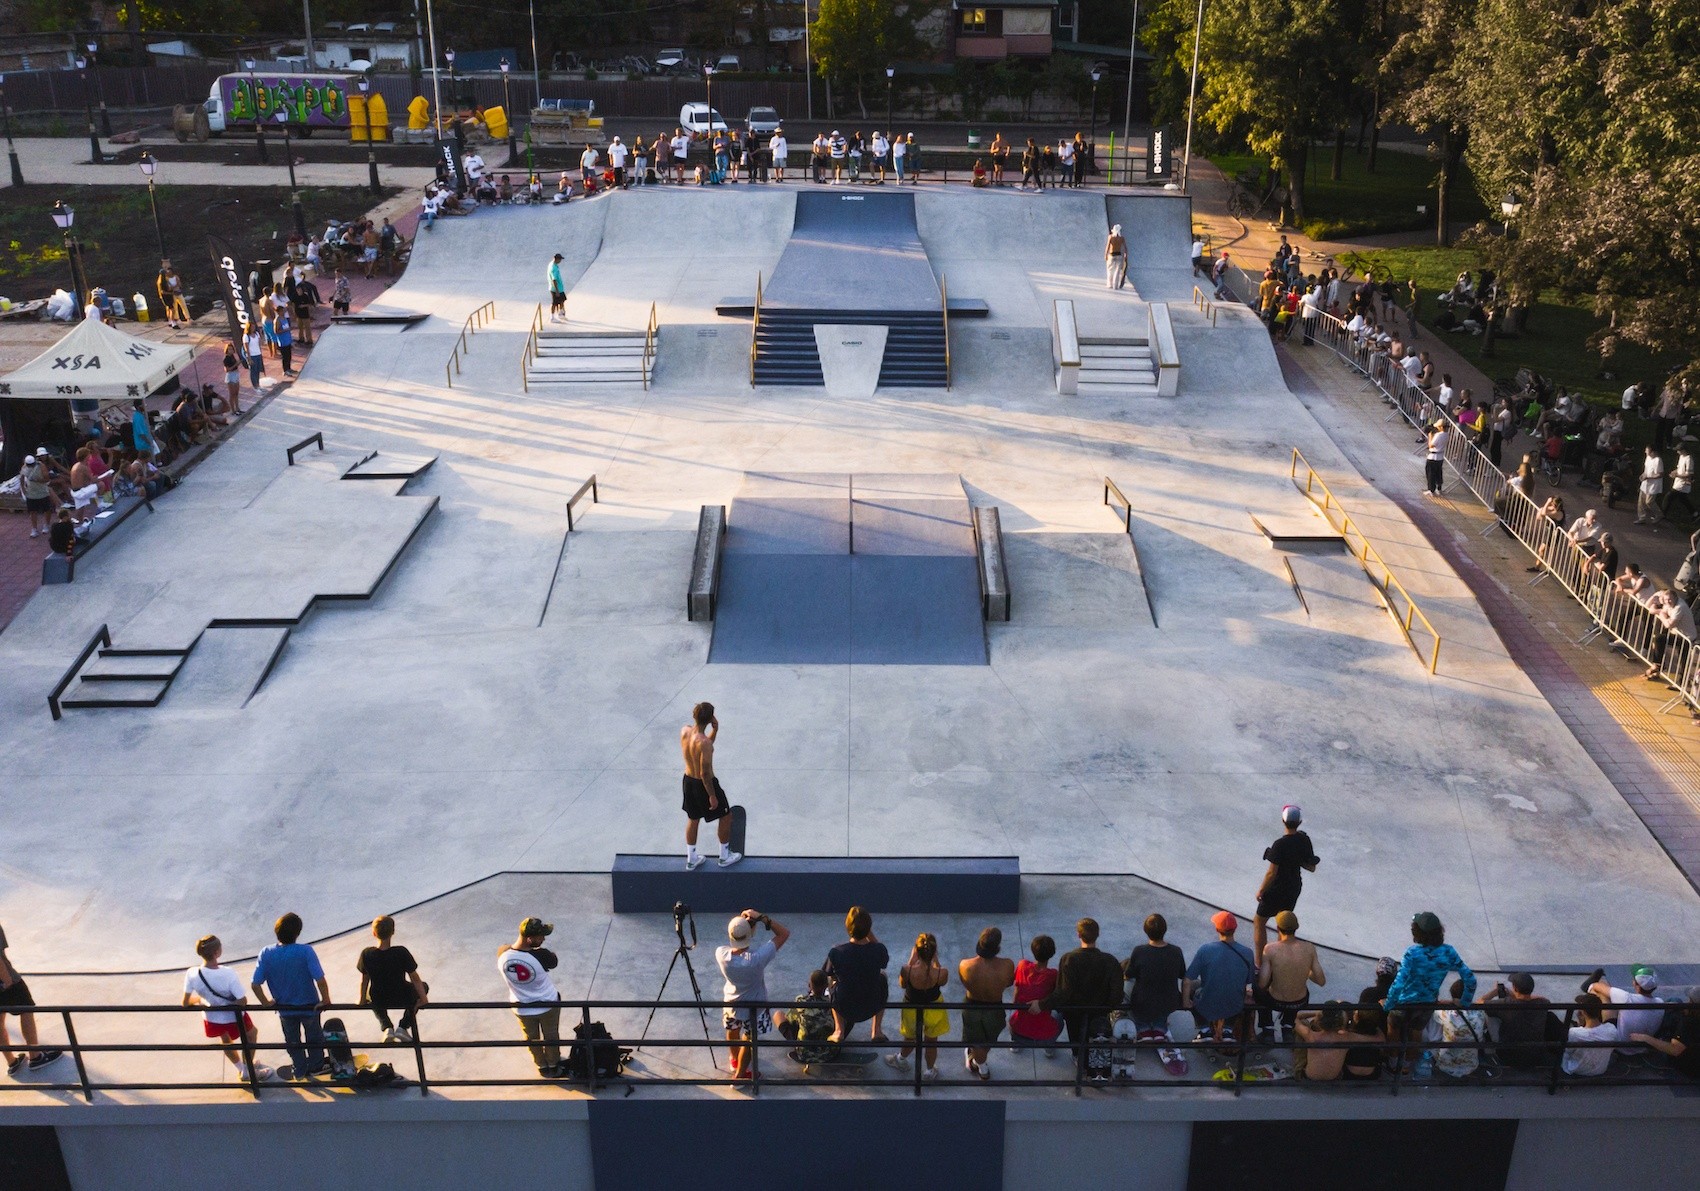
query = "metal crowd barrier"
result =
(0, 995, 1683, 1102)
(1220, 267, 1700, 718)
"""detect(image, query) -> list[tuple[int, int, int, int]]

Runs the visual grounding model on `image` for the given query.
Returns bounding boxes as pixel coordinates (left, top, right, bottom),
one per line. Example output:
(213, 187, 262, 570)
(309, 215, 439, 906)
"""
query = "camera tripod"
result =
(639, 902, 719, 1068)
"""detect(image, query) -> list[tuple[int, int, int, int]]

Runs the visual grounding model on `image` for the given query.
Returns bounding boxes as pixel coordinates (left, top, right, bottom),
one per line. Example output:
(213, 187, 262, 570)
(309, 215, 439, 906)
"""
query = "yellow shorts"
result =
(899, 1006, 950, 1041)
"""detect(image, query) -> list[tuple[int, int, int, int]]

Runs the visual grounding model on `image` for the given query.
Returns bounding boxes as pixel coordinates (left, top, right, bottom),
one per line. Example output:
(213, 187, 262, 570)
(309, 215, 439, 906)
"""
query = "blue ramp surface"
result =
(710, 471, 986, 665)
(763, 191, 941, 313)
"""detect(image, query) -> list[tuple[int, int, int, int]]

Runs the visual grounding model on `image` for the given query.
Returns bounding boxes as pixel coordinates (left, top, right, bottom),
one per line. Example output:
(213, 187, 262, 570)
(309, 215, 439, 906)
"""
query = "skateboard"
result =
(794, 1047, 878, 1075)
(728, 803, 746, 855)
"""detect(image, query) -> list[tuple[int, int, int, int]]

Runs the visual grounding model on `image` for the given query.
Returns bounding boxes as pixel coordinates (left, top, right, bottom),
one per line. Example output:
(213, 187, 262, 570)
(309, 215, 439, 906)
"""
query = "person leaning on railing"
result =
(1382, 912, 1475, 1075)
(1641, 588, 1698, 681)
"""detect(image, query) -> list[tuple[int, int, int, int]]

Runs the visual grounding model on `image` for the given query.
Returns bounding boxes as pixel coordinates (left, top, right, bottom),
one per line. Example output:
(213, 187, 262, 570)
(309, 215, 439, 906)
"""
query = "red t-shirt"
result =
(1009, 959, 1062, 1040)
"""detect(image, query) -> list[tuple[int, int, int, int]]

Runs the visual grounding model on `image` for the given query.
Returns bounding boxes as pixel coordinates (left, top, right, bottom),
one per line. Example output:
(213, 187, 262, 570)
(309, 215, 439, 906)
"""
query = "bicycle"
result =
(1337, 250, 1392, 286)
(1226, 169, 1288, 221)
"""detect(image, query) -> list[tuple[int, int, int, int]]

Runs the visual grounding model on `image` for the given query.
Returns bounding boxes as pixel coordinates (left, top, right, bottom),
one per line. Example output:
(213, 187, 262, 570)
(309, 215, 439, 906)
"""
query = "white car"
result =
(680, 102, 728, 136)
(715, 54, 742, 72)
(655, 48, 686, 70)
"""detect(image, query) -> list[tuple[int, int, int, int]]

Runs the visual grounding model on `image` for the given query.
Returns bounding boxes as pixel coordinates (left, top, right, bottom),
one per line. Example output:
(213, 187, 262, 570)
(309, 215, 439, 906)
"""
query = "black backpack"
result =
(565, 1020, 631, 1080)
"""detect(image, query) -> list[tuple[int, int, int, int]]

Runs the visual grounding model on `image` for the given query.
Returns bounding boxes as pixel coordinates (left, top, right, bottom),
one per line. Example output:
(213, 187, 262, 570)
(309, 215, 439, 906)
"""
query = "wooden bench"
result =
(612, 855, 1020, 914)
(688, 504, 727, 621)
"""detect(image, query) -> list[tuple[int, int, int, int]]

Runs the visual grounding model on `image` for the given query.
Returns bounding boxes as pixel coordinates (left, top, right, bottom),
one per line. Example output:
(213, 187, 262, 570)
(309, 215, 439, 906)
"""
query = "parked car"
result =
(655, 47, 686, 70)
(745, 106, 782, 136)
(680, 102, 729, 136)
(714, 54, 742, 72)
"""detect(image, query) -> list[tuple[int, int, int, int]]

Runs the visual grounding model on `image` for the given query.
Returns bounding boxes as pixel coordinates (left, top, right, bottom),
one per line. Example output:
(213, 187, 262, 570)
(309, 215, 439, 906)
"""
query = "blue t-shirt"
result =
(1185, 939, 1255, 1024)
(252, 942, 325, 1015)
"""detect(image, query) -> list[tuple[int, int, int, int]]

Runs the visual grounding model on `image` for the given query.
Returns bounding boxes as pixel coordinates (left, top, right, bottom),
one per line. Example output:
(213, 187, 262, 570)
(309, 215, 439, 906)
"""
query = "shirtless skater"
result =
(681, 702, 742, 871)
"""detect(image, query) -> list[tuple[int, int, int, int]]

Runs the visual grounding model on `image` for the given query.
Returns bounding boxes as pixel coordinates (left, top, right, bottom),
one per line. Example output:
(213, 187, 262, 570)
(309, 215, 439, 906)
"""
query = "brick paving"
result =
(0, 199, 422, 633)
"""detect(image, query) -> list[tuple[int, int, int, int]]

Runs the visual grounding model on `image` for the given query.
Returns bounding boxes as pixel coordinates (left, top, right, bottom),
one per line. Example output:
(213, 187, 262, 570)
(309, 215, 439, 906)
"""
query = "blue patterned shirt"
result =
(1386, 943, 1476, 1007)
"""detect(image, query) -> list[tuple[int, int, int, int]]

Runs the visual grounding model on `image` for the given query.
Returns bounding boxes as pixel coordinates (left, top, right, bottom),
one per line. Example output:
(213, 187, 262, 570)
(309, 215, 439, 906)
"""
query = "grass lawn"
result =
(1212, 147, 1489, 240)
(0, 184, 398, 321)
(1330, 244, 1685, 409)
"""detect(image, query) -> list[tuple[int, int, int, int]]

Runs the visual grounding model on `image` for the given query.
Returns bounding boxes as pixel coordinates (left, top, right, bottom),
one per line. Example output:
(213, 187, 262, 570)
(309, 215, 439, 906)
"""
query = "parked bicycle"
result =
(1225, 168, 1289, 222)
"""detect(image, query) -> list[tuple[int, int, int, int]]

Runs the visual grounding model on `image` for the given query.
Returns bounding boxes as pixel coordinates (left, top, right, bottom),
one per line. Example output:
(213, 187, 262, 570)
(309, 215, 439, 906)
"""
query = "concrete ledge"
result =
(611, 855, 1020, 914)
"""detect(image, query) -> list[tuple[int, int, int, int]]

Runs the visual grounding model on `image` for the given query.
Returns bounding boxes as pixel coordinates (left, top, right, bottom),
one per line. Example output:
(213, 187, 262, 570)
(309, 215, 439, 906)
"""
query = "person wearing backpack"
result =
(182, 934, 272, 1082)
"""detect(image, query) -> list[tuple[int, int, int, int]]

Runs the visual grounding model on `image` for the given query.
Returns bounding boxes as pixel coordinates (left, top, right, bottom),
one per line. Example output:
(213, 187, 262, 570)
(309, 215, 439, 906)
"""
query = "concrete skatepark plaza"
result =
(1, 182, 1696, 984)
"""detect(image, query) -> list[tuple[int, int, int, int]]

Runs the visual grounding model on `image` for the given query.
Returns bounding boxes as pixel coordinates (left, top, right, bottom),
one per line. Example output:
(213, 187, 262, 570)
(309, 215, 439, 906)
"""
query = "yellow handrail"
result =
(1289, 448, 1442, 675)
(642, 302, 659, 391)
(521, 302, 543, 393)
(749, 272, 762, 388)
(940, 274, 951, 389)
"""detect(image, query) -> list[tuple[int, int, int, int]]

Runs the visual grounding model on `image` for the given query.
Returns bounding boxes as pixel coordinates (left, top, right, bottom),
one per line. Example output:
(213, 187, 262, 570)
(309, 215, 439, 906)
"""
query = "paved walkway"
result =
(0, 135, 437, 190)
(0, 190, 423, 632)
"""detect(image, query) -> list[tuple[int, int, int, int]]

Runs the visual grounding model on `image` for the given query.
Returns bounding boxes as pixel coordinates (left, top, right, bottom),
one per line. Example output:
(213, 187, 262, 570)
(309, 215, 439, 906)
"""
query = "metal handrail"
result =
(566, 474, 599, 531)
(521, 302, 543, 393)
(642, 302, 658, 391)
(1102, 477, 1160, 626)
(445, 300, 498, 389)
(48, 624, 111, 721)
(749, 271, 762, 388)
(941, 273, 952, 388)
(285, 433, 325, 465)
(1291, 448, 1443, 675)
(0, 994, 1665, 1103)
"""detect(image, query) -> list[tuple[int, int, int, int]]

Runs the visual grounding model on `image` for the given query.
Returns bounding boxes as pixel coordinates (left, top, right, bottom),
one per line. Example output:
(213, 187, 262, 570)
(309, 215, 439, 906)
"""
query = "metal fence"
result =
(1219, 268, 1700, 719)
(1, 995, 1685, 1101)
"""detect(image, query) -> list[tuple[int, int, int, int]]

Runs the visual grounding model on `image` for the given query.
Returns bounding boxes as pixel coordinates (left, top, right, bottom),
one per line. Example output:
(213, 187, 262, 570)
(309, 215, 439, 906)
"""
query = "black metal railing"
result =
(3, 995, 1682, 1103)
(565, 475, 600, 531)
(285, 432, 325, 466)
(48, 624, 110, 721)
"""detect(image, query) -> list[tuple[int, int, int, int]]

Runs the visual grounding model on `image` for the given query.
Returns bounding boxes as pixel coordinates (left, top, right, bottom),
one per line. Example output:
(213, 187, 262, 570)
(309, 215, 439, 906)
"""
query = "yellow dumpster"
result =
(349, 93, 369, 141)
(485, 104, 509, 141)
(369, 94, 390, 141)
(407, 95, 431, 131)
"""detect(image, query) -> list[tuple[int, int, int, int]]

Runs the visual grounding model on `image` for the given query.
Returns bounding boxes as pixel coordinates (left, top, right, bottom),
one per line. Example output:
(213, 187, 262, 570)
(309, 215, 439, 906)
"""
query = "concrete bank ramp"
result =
(1108, 192, 1198, 302)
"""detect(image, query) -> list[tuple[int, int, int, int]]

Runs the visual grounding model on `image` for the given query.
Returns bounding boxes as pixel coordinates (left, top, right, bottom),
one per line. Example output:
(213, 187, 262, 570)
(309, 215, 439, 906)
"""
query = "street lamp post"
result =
(51, 201, 85, 308)
(276, 111, 307, 240)
(1180, 0, 1205, 192)
(500, 58, 516, 166)
(704, 64, 715, 140)
(138, 150, 165, 261)
(245, 60, 269, 165)
(75, 55, 103, 164)
(86, 41, 113, 138)
(1088, 65, 1102, 185)
(885, 65, 894, 139)
(358, 77, 381, 195)
(445, 48, 464, 157)
(0, 73, 24, 186)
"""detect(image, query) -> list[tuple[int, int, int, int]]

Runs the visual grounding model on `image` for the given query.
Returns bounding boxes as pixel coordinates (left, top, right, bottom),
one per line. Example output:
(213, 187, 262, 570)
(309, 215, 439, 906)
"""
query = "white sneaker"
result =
(718, 851, 743, 868)
(382, 1028, 399, 1043)
(393, 1026, 414, 1043)
(884, 1053, 910, 1071)
(924, 1065, 940, 1081)
(685, 854, 705, 871)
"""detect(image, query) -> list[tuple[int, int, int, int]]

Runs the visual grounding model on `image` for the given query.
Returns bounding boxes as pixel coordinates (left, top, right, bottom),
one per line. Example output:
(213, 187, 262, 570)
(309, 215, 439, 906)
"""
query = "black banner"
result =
(1147, 125, 1172, 179)
(207, 236, 253, 347)
(438, 136, 467, 195)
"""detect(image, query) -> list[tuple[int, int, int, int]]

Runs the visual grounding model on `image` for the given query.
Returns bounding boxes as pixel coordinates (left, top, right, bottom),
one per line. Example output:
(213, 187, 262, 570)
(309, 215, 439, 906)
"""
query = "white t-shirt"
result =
(1608, 988, 1665, 1049)
(672, 135, 690, 159)
(185, 964, 247, 1025)
(85, 302, 103, 321)
(1562, 1022, 1616, 1075)
(1436, 383, 1455, 409)
(716, 940, 778, 1004)
(770, 134, 787, 160)
(1622, 385, 1639, 410)
(608, 142, 628, 167)
(893, 139, 906, 160)
(465, 154, 485, 180)
(1673, 453, 1695, 493)
(1427, 429, 1448, 461)
(580, 147, 599, 171)
(1402, 354, 1422, 380)
(872, 135, 888, 157)
(1059, 141, 1075, 164)
(498, 946, 560, 1015)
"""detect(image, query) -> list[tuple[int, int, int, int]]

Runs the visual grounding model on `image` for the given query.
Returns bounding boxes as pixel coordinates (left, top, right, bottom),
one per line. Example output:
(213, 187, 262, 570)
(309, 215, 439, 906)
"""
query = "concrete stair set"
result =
(525, 327, 652, 386)
(753, 308, 948, 388)
(1077, 335, 1161, 398)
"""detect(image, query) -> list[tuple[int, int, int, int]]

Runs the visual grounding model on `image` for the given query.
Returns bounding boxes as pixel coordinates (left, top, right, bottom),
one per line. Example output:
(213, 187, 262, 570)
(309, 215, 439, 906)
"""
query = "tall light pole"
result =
(246, 60, 269, 165)
(1122, 0, 1141, 183)
(704, 63, 715, 137)
(424, 0, 443, 137)
(445, 49, 464, 157)
(51, 201, 85, 308)
(528, 0, 542, 98)
(1180, 0, 1205, 193)
(500, 57, 516, 166)
(1088, 64, 1102, 184)
(138, 150, 165, 261)
(276, 110, 307, 240)
(302, 0, 317, 68)
(75, 55, 103, 164)
(86, 40, 113, 138)
(803, 0, 813, 121)
(885, 65, 894, 138)
(358, 76, 381, 195)
(0, 73, 24, 186)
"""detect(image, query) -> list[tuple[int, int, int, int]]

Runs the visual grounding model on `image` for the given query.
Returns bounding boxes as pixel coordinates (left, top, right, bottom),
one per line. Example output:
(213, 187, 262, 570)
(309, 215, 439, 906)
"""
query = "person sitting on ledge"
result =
(1293, 1001, 1359, 1082)
(823, 905, 889, 1046)
(971, 159, 989, 188)
(1629, 988, 1700, 1077)
(1009, 935, 1062, 1054)
(1563, 993, 1616, 1077)
(783, 970, 836, 1064)
(1480, 972, 1564, 1069)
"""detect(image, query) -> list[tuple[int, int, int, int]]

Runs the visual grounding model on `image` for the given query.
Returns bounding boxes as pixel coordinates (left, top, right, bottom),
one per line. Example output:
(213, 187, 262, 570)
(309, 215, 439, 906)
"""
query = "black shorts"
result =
(0, 978, 35, 1009)
(550, 289, 566, 310)
(682, 774, 729, 822)
(1256, 890, 1299, 919)
(25, 495, 50, 513)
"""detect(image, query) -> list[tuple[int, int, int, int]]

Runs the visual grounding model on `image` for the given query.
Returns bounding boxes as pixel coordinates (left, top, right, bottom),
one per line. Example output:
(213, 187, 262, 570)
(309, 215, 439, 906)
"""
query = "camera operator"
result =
(498, 917, 566, 1079)
(716, 908, 790, 1080)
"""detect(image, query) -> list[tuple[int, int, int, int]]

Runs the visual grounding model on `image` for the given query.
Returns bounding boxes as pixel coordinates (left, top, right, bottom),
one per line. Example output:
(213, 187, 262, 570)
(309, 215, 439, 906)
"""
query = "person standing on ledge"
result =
(1254, 804, 1319, 963)
(682, 701, 741, 870)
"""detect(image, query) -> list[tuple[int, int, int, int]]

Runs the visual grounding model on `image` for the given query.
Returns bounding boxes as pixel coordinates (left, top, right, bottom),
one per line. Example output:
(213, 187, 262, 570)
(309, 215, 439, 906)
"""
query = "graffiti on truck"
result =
(226, 77, 349, 126)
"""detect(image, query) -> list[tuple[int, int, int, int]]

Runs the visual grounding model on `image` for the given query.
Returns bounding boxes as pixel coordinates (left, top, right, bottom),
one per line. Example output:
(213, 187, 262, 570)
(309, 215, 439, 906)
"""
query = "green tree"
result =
(812, 0, 899, 118)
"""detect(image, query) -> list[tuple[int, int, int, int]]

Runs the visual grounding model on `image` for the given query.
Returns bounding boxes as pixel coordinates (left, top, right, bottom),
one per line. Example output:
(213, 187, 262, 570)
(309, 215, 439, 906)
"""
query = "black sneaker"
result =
(28, 1050, 64, 1070)
(1580, 967, 1605, 993)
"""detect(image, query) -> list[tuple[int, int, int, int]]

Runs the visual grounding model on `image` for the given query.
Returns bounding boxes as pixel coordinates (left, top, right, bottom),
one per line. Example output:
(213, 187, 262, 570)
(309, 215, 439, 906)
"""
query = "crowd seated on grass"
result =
(9, 899, 1691, 1090)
